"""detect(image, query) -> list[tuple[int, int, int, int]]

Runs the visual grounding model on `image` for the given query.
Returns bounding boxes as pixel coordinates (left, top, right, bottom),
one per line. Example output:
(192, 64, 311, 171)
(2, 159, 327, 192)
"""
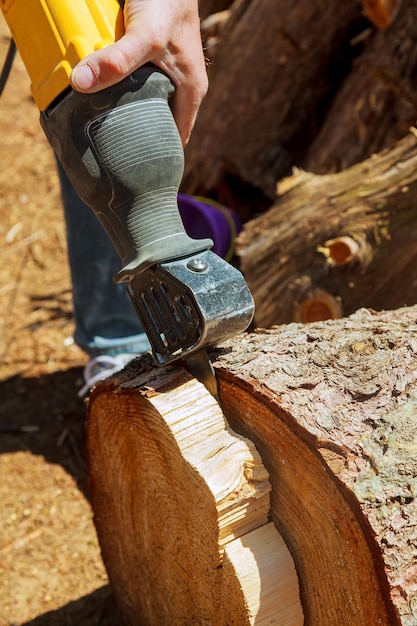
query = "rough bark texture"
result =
(183, 0, 364, 212)
(304, 1, 417, 173)
(237, 132, 417, 328)
(215, 305, 417, 625)
(87, 305, 417, 625)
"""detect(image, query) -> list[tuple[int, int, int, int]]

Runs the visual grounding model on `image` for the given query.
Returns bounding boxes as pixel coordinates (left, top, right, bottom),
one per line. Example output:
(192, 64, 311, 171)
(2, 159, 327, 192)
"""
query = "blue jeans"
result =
(58, 162, 150, 357)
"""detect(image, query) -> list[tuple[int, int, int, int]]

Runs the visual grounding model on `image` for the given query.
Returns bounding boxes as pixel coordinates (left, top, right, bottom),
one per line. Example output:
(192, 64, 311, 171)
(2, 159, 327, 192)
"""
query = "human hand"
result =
(70, 0, 208, 145)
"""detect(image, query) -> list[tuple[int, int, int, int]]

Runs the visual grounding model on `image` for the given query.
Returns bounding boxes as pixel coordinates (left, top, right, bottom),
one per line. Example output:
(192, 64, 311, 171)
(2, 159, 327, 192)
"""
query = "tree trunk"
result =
(183, 0, 364, 214)
(304, 0, 417, 174)
(86, 362, 303, 626)
(215, 305, 417, 626)
(183, 0, 417, 221)
(87, 305, 417, 625)
(237, 131, 417, 328)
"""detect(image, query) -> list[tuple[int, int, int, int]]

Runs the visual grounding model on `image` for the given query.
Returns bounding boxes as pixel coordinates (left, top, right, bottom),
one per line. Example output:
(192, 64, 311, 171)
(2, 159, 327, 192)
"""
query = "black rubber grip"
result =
(40, 65, 212, 282)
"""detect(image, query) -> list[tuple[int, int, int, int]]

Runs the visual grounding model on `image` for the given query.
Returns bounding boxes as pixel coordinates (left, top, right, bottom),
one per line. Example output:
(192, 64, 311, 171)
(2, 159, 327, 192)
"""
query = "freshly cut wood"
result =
(237, 132, 417, 328)
(87, 362, 303, 626)
(88, 305, 417, 625)
(225, 522, 300, 624)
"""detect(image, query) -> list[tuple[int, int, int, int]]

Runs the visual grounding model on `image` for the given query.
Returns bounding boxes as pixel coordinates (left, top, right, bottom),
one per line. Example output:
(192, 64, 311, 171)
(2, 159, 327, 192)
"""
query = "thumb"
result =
(70, 36, 147, 92)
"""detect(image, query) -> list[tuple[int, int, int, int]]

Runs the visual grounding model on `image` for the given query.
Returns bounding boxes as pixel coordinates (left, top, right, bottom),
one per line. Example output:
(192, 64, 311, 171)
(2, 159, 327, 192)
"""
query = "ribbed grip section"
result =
(89, 99, 187, 254)
(40, 65, 212, 282)
(125, 187, 183, 248)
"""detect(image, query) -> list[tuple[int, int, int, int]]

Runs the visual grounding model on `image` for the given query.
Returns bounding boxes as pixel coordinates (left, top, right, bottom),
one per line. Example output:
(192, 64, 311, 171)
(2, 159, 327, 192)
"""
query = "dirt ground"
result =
(0, 24, 123, 626)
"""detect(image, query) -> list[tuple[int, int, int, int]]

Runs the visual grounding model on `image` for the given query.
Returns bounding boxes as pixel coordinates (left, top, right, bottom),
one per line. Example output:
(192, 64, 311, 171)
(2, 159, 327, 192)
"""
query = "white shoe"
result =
(78, 353, 137, 397)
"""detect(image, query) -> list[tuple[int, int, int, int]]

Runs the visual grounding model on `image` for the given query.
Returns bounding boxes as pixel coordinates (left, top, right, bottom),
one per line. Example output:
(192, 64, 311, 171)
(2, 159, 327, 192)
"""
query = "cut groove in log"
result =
(87, 363, 303, 625)
(215, 306, 417, 625)
(88, 305, 417, 624)
(225, 523, 301, 624)
(149, 378, 272, 547)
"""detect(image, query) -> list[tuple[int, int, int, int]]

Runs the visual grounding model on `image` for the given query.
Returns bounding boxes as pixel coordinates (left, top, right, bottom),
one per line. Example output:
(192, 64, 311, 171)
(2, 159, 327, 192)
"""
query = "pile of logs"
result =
(237, 133, 417, 327)
(182, 0, 417, 327)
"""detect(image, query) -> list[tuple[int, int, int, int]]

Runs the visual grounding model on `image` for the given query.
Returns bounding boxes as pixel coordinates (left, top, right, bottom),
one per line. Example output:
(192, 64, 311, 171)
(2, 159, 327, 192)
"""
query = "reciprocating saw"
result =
(0, 0, 254, 396)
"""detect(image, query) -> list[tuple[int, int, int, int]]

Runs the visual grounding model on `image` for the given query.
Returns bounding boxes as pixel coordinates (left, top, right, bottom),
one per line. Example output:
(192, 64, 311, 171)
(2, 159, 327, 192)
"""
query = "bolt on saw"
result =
(0, 0, 254, 397)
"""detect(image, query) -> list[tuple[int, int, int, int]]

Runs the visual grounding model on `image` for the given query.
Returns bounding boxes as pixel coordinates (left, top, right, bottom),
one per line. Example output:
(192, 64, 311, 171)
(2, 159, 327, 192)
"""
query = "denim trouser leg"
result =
(57, 161, 150, 357)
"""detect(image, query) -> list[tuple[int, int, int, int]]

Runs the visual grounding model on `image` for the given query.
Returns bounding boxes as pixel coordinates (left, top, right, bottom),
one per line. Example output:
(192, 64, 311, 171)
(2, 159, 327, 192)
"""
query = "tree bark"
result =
(183, 0, 364, 213)
(237, 131, 417, 329)
(304, 0, 417, 174)
(184, 1, 417, 221)
(87, 305, 417, 625)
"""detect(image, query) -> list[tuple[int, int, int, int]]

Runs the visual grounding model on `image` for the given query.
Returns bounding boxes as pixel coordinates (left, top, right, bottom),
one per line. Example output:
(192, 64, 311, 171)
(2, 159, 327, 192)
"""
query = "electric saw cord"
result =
(0, 38, 16, 98)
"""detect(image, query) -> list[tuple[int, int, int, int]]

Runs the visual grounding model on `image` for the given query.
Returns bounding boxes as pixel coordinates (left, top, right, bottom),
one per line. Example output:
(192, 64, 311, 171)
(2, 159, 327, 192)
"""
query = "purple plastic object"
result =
(177, 193, 242, 259)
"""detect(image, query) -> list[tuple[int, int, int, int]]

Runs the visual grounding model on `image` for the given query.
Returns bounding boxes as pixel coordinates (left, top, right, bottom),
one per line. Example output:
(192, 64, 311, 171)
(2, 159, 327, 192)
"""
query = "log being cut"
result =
(87, 305, 417, 625)
(87, 364, 303, 625)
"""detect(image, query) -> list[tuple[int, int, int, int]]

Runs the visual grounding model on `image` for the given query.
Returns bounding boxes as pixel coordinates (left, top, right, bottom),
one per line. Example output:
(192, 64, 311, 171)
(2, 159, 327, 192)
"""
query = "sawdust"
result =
(0, 23, 123, 626)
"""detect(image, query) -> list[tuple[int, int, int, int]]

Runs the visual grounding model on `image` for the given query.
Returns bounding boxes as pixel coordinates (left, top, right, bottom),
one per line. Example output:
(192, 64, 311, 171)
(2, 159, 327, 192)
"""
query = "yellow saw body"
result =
(0, 0, 123, 110)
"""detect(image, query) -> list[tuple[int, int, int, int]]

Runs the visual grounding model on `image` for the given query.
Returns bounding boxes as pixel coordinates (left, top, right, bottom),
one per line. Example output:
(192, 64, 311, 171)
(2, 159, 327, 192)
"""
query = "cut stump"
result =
(87, 364, 303, 625)
(87, 305, 417, 625)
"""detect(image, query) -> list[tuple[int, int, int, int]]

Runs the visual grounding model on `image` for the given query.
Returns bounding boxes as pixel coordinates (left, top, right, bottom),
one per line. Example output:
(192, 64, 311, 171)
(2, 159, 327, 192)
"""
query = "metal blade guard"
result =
(128, 249, 255, 365)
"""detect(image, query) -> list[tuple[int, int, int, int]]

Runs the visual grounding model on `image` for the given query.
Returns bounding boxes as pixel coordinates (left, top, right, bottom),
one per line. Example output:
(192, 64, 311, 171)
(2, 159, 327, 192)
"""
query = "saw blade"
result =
(185, 349, 219, 402)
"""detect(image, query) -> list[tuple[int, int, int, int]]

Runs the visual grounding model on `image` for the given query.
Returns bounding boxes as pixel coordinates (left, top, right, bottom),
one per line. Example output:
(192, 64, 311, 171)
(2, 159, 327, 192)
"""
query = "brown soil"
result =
(0, 24, 123, 626)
